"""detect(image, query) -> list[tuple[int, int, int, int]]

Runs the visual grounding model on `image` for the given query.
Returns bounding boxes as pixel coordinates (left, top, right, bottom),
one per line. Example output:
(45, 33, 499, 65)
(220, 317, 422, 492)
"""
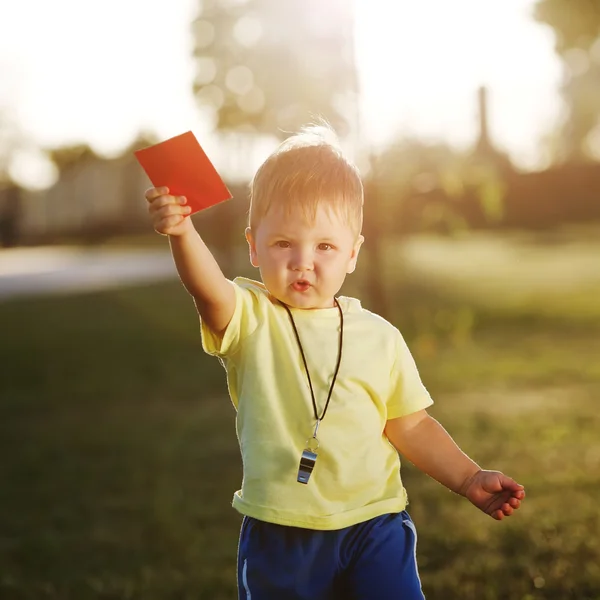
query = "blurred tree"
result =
(0, 110, 23, 247)
(0, 109, 18, 185)
(48, 144, 98, 172)
(534, 0, 600, 161)
(368, 88, 512, 240)
(363, 88, 512, 320)
(191, 0, 359, 138)
(0, 183, 21, 247)
(364, 141, 467, 319)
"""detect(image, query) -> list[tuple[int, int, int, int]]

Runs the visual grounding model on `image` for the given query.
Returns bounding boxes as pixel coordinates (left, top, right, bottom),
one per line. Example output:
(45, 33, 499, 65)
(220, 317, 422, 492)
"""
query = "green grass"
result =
(393, 230, 600, 323)
(1, 271, 599, 598)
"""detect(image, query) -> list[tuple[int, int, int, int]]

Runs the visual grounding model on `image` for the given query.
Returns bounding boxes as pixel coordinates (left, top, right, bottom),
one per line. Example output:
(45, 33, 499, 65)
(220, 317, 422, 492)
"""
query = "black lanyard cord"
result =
(282, 299, 344, 424)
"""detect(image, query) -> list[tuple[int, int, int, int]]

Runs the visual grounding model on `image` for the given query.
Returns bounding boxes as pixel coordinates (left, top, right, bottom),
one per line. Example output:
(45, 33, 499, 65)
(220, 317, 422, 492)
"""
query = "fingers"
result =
(147, 192, 187, 212)
(145, 186, 170, 202)
(146, 191, 190, 217)
(501, 502, 514, 516)
(508, 496, 522, 508)
(471, 472, 526, 520)
(481, 472, 525, 498)
(497, 472, 525, 492)
(153, 200, 191, 220)
(514, 488, 526, 500)
(144, 187, 192, 235)
(153, 204, 192, 234)
(491, 495, 524, 520)
(491, 504, 511, 520)
(145, 187, 191, 217)
(155, 213, 187, 234)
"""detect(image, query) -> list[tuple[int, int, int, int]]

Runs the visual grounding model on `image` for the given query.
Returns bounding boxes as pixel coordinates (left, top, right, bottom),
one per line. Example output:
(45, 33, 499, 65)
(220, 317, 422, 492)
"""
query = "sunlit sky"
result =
(0, 0, 562, 187)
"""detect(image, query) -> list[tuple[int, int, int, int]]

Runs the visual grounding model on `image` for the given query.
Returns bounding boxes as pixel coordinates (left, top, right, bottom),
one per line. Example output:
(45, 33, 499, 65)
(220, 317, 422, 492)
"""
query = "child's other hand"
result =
(461, 470, 525, 520)
(145, 186, 193, 236)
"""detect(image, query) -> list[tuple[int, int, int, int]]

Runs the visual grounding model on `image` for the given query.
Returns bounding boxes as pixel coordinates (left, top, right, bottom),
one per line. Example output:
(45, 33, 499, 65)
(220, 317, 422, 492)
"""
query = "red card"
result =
(134, 131, 232, 214)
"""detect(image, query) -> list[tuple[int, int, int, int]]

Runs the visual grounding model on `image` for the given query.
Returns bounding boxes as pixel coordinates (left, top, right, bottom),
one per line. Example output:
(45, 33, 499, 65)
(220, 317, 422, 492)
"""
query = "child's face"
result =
(246, 202, 363, 309)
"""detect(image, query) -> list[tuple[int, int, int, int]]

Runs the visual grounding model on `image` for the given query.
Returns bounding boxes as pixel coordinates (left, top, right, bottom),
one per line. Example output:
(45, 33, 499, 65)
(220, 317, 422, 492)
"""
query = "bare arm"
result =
(385, 410, 480, 494)
(169, 227, 235, 332)
(385, 410, 525, 519)
(146, 187, 235, 333)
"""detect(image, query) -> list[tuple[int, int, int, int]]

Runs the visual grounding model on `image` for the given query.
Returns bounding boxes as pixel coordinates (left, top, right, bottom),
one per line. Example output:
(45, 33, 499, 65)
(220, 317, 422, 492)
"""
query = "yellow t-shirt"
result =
(201, 277, 433, 530)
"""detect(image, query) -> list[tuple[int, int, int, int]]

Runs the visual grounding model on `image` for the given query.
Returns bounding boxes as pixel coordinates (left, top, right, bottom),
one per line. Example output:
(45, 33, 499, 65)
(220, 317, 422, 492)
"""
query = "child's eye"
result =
(318, 243, 333, 251)
(275, 240, 290, 248)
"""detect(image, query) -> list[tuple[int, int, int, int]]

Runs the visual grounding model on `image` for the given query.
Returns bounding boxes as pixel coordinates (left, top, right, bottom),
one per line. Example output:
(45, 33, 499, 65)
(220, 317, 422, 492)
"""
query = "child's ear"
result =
(347, 234, 364, 274)
(245, 227, 260, 267)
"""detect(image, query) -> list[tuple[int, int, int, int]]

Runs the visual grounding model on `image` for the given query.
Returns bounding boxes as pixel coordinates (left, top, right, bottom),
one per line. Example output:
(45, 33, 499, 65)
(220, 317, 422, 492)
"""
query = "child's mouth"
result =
(292, 281, 311, 292)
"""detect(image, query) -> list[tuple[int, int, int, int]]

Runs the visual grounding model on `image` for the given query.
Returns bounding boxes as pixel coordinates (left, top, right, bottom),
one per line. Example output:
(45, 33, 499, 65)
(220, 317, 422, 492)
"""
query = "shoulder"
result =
(338, 296, 404, 353)
(232, 277, 273, 306)
(232, 276, 268, 296)
(340, 295, 399, 333)
(230, 277, 284, 319)
(203, 278, 273, 356)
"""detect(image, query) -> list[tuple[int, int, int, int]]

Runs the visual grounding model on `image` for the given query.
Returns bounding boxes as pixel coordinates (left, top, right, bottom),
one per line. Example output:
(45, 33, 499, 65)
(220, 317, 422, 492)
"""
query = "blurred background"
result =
(1, 0, 599, 598)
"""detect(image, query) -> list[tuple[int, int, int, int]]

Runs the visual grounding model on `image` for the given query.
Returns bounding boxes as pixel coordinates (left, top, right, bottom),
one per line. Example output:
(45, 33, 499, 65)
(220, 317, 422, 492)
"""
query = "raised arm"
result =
(385, 410, 525, 520)
(146, 186, 235, 333)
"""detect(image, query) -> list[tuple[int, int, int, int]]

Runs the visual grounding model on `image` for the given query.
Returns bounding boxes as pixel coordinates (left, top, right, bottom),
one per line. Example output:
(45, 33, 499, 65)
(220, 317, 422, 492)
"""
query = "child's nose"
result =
(290, 248, 314, 271)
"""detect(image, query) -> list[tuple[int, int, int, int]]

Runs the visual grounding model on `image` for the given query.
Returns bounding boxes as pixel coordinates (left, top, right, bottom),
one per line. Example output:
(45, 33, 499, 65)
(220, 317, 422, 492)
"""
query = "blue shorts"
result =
(237, 511, 425, 600)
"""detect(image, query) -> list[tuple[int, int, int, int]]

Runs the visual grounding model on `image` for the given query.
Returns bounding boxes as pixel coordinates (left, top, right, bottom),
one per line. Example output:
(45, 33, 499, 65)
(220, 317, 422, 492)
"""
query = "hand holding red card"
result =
(134, 131, 232, 215)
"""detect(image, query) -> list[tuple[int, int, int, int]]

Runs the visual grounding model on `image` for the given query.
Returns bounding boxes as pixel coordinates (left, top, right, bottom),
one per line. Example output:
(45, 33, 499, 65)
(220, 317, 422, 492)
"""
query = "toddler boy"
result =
(145, 125, 525, 599)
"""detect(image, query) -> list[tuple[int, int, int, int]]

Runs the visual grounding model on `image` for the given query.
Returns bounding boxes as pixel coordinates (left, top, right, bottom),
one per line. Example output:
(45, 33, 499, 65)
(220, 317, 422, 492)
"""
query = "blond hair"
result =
(248, 124, 364, 237)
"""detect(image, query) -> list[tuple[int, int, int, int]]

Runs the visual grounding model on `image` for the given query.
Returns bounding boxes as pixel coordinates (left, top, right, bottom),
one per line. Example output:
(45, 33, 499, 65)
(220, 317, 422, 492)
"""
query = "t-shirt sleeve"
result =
(387, 330, 434, 419)
(200, 279, 261, 358)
